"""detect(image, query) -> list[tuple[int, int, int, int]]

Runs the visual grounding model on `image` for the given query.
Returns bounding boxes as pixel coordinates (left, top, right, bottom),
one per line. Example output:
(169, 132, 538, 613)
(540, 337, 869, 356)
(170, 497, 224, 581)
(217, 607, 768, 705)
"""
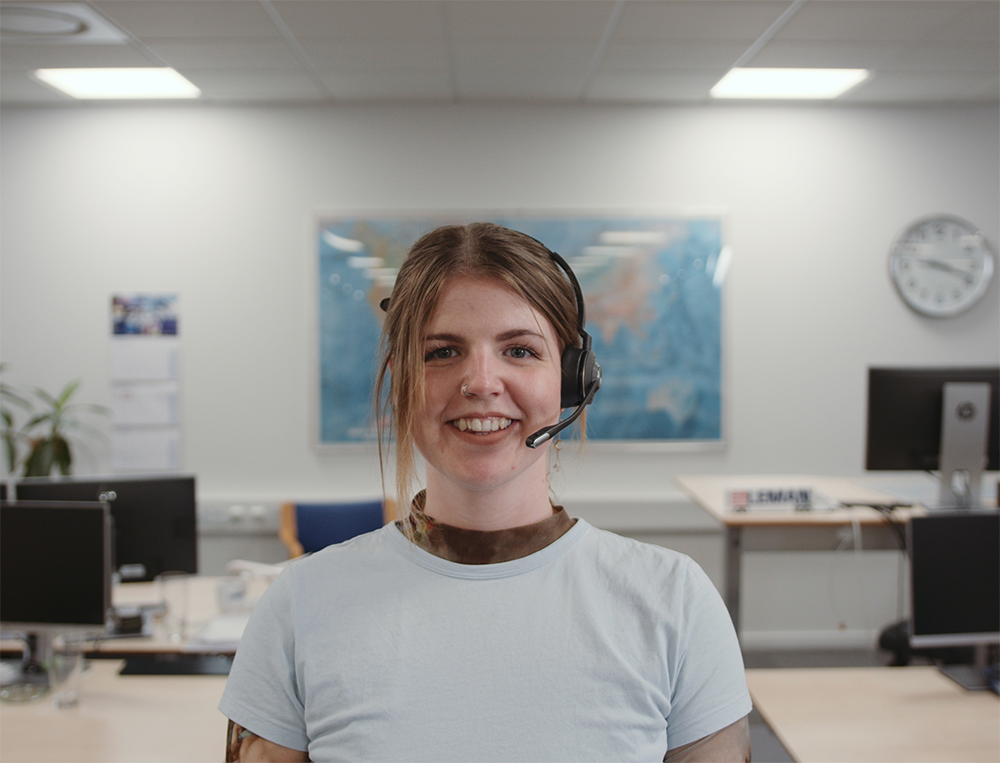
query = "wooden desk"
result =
(674, 475, 921, 632)
(0, 660, 228, 763)
(746, 666, 1000, 763)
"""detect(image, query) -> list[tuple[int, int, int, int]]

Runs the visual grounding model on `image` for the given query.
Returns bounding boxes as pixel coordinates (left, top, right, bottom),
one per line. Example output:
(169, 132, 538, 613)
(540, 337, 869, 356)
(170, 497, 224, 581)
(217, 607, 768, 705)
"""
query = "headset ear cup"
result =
(560, 346, 596, 408)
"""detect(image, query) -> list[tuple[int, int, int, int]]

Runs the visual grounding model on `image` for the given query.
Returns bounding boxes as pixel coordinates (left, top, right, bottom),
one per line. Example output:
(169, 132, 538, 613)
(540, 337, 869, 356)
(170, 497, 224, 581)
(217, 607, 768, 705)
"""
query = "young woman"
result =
(220, 223, 752, 762)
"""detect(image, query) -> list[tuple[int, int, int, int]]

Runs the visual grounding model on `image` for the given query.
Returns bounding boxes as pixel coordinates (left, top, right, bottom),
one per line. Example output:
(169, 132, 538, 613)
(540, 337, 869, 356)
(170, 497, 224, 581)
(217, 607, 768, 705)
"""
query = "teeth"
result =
(454, 417, 512, 433)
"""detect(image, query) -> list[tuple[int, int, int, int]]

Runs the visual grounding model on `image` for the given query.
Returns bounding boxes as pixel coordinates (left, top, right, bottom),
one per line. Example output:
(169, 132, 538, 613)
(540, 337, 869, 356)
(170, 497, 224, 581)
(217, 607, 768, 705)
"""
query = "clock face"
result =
(889, 215, 995, 317)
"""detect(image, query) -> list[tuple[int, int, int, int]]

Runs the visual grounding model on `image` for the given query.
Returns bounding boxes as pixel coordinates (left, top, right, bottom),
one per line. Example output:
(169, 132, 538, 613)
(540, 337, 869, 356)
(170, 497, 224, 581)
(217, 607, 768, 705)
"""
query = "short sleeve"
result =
(665, 559, 753, 749)
(218, 567, 310, 753)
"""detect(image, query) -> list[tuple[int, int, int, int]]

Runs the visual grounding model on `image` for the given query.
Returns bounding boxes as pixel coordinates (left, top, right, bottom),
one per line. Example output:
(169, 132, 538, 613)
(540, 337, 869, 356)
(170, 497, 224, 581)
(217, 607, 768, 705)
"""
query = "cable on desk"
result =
(839, 503, 910, 554)
(840, 502, 911, 622)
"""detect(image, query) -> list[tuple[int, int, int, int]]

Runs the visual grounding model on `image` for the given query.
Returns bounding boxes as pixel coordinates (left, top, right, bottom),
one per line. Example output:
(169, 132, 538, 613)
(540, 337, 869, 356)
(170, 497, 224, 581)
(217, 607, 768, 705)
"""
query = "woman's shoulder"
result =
(574, 521, 709, 586)
(282, 523, 402, 578)
(578, 521, 692, 560)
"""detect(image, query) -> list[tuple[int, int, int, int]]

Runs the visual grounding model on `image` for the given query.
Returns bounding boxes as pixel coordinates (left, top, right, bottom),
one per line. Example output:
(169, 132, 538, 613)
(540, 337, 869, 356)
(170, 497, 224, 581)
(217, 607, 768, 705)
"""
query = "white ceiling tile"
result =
(451, 40, 598, 72)
(444, 0, 616, 41)
(455, 68, 588, 100)
(0, 71, 73, 102)
(144, 39, 303, 69)
(183, 69, 328, 100)
(842, 70, 1000, 102)
(297, 39, 449, 70)
(600, 40, 749, 70)
(316, 69, 454, 100)
(977, 74, 1000, 99)
(1, 0, 996, 106)
(927, 1, 1000, 43)
(272, 0, 447, 40)
(585, 70, 723, 102)
(883, 42, 1000, 73)
(92, 0, 281, 40)
(0, 41, 154, 69)
(748, 40, 905, 69)
(774, 1, 968, 42)
(612, 1, 790, 41)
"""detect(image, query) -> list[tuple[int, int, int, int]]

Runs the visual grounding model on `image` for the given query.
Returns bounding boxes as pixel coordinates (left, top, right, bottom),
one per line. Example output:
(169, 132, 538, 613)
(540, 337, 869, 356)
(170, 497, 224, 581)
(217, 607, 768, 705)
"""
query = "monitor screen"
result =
(908, 511, 1000, 649)
(866, 367, 999, 472)
(1, 500, 112, 631)
(15, 474, 197, 582)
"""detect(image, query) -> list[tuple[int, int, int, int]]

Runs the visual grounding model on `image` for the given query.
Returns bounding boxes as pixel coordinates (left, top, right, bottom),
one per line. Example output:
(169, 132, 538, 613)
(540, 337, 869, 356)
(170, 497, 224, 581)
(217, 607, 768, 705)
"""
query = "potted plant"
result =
(22, 379, 110, 477)
(1, 366, 109, 477)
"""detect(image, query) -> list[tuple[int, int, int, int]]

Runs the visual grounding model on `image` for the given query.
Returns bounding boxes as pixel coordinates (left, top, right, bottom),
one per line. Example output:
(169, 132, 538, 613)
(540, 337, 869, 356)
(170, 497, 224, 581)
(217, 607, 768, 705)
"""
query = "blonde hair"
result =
(374, 222, 582, 532)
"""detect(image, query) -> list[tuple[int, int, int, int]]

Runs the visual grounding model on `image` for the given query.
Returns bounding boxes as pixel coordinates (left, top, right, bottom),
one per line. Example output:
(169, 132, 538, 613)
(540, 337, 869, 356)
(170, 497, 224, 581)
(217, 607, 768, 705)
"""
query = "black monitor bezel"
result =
(865, 366, 1000, 472)
(907, 510, 1000, 649)
(13, 473, 197, 582)
(0, 499, 113, 634)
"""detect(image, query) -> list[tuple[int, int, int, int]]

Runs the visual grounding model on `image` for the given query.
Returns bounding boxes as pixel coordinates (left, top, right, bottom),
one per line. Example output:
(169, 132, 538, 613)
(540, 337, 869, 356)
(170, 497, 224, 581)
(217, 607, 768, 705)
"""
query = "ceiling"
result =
(1, 0, 997, 106)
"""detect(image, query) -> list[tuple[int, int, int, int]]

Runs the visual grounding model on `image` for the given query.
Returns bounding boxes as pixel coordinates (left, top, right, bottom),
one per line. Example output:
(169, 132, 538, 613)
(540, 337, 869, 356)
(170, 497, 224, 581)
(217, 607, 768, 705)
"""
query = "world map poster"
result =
(316, 213, 726, 445)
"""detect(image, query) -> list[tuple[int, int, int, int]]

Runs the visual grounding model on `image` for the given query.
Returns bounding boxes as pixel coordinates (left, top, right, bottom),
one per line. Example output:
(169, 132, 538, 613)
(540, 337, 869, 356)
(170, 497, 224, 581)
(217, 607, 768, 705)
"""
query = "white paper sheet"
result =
(111, 382, 179, 426)
(111, 429, 180, 471)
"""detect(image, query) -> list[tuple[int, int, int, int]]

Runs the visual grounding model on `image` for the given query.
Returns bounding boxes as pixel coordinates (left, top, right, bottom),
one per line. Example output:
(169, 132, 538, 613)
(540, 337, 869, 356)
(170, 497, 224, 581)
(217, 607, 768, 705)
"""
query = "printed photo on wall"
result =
(112, 294, 179, 336)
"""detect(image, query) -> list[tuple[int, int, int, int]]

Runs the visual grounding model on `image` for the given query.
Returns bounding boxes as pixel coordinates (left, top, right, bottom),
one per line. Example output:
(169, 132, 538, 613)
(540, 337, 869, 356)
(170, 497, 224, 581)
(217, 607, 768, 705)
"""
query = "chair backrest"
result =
(281, 500, 386, 557)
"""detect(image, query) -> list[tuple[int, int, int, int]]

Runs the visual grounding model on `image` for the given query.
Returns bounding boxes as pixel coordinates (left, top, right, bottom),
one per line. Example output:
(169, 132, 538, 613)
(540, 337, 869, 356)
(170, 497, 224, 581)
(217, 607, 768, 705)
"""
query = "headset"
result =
(525, 249, 601, 448)
(379, 241, 602, 449)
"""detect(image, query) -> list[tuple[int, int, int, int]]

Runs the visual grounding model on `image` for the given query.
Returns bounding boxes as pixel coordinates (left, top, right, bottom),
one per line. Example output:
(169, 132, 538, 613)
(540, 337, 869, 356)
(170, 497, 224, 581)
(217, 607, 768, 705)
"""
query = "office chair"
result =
(279, 499, 395, 558)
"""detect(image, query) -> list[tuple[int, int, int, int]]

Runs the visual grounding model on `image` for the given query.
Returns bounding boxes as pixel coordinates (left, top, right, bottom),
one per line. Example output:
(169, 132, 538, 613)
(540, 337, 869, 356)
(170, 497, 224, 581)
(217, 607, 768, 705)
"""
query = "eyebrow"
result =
(422, 329, 546, 344)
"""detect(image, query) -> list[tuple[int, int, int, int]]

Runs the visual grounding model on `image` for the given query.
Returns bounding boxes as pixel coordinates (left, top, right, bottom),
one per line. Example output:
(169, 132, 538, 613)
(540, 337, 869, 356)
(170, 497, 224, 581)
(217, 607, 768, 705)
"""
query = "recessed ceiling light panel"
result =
(33, 68, 202, 100)
(710, 68, 869, 100)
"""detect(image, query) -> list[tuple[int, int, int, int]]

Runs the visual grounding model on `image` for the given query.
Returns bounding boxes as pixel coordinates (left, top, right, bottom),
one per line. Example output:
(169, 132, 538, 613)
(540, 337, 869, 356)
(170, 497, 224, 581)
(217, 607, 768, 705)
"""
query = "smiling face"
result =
(413, 275, 563, 524)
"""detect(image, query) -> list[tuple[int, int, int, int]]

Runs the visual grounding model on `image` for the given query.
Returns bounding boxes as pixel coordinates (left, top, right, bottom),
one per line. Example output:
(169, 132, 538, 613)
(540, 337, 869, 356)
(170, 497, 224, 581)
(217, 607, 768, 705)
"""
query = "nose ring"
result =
(462, 384, 473, 397)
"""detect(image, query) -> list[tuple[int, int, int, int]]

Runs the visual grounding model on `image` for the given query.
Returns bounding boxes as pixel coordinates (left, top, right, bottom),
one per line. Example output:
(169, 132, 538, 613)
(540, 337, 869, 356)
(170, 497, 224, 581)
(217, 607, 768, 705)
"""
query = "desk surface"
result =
(675, 474, 922, 526)
(746, 666, 1000, 763)
(2, 576, 264, 657)
(0, 659, 227, 763)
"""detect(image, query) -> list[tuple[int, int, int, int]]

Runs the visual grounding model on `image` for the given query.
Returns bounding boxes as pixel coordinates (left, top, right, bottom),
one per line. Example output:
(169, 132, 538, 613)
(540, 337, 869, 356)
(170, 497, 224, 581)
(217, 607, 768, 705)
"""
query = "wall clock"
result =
(889, 215, 995, 317)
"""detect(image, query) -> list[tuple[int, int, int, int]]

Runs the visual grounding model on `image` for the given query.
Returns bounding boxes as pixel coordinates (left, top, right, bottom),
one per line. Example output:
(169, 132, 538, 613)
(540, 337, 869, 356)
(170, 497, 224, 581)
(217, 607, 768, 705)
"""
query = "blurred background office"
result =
(1, 0, 998, 652)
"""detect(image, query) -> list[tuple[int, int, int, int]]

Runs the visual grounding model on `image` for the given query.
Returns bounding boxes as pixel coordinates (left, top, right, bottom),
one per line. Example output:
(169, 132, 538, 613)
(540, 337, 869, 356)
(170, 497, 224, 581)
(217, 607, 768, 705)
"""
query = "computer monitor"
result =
(865, 367, 999, 507)
(908, 511, 1000, 689)
(14, 474, 197, 582)
(1, 499, 113, 700)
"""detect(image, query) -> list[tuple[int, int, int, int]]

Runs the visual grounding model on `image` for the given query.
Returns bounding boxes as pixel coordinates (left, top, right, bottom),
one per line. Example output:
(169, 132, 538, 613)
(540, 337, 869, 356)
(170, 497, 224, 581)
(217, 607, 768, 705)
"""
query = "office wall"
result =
(2, 102, 996, 497)
(2, 103, 998, 646)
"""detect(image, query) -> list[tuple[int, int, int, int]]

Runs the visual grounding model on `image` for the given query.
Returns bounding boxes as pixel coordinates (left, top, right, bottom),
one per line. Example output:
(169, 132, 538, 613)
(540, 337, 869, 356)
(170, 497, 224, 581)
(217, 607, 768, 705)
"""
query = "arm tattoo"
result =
(226, 719, 257, 762)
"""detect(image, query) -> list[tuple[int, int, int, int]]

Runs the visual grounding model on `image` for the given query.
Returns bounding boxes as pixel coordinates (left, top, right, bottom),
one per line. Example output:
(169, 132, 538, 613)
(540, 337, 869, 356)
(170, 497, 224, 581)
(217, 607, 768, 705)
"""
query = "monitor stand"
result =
(0, 633, 50, 702)
(937, 645, 993, 691)
(937, 382, 991, 508)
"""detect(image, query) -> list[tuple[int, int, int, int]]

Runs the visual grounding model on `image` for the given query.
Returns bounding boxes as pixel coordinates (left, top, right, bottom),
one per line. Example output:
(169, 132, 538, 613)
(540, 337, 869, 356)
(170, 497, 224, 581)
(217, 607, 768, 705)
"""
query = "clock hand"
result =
(912, 257, 974, 284)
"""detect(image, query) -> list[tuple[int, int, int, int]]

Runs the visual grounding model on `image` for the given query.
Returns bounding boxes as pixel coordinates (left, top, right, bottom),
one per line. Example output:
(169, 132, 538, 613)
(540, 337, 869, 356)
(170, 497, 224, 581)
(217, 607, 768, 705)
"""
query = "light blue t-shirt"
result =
(219, 519, 751, 762)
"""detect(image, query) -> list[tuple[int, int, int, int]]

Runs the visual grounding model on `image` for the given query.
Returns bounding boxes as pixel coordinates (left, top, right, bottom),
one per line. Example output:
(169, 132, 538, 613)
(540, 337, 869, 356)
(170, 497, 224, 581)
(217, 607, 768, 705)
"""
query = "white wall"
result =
(3, 102, 997, 649)
(2, 102, 996, 500)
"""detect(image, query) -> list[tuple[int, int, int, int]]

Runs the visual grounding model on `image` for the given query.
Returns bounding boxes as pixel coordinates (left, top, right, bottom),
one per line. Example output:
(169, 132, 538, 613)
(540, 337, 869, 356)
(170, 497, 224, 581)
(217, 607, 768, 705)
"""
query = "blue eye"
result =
(508, 346, 536, 359)
(425, 347, 455, 361)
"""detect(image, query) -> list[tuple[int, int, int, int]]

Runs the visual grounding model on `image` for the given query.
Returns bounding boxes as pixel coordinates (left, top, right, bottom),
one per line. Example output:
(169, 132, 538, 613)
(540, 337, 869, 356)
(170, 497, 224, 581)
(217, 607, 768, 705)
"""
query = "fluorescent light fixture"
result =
(710, 68, 868, 99)
(33, 68, 200, 99)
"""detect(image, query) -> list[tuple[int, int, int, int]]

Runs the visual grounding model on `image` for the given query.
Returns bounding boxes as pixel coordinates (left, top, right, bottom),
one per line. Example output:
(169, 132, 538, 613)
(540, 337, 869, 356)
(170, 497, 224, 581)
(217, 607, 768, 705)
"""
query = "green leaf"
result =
(32, 387, 58, 408)
(22, 412, 55, 430)
(55, 379, 82, 408)
(14, 378, 105, 476)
